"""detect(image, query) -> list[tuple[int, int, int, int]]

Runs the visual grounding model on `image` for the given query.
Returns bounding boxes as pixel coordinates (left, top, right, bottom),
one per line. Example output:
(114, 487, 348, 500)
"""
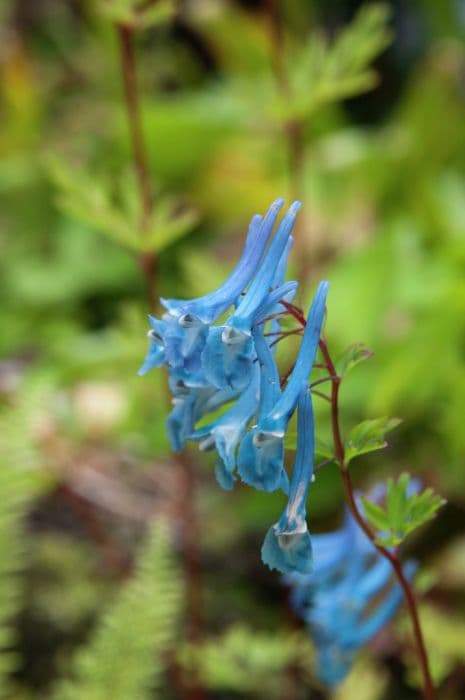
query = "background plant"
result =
(0, 0, 464, 698)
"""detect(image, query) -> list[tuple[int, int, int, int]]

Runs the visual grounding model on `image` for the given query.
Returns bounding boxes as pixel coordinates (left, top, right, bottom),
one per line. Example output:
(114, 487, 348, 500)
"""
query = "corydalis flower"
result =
(138, 199, 328, 571)
(160, 200, 284, 325)
(201, 201, 301, 391)
(261, 385, 315, 574)
(189, 365, 260, 490)
(287, 501, 417, 687)
(139, 199, 284, 377)
(237, 281, 328, 493)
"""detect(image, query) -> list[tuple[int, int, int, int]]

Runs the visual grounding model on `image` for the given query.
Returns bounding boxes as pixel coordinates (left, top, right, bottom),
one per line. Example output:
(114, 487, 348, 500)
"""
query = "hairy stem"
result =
(116, 23, 157, 308)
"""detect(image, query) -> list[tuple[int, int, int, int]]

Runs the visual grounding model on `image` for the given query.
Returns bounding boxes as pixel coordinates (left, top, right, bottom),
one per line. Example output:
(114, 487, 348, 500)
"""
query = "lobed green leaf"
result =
(345, 416, 401, 465)
(362, 473, 446, 548)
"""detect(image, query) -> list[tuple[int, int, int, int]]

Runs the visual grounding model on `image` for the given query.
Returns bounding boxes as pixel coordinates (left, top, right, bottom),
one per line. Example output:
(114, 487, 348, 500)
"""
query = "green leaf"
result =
(179, 625, 314, 695)
(274, 3, 392, 123)
(47, 156, 198, 254)
(52, 520, 182, 700)
(0, 376, 54, 693)
(361, 498, 390, 533)
(345, 416, 401, 465)
(335, 343, 373, 377)
(362, 473, 446, 548)
(143, 197, 199, 254)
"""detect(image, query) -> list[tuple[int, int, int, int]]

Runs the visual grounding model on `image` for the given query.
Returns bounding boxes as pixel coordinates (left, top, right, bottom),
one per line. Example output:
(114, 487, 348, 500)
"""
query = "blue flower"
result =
(201, 201, 301, 391)
(236, 326, 287, 493)
(286, 501, 417, 687)
(237, 281, 328, 492)
(138, 316, 168, 376)
(261, 386, 315, 574)
(167, 382, 237, 452)
(189, 365, 260, 490)
(161, 199, 285, 324)
(139, 199, 285, 376)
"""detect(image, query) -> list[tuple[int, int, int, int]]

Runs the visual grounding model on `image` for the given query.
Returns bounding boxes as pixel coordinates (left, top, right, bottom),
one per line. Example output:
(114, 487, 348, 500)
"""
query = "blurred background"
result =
(0, 0, 465, 698)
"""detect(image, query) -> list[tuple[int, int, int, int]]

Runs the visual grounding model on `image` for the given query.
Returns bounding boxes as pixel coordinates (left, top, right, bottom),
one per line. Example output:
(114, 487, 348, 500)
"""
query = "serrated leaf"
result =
(362, 474, 446, 548)
(143, 200, 199, 253)
(335, 343, 373, 377)
(273, 3, 392, 123)
(47, 156, 197, 254)
(386, 473, 409, 532)
(345, 416, 401, 465)
(361, 498, 390, 533)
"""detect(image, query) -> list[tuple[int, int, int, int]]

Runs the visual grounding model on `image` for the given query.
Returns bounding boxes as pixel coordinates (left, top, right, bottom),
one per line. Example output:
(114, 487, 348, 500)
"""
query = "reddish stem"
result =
(263, 1, 308, 282)
(321, 335, 436, 700)
(116, 23, 157, 308)
(116, 21, 207, 699)
(284, 300, 436, 699)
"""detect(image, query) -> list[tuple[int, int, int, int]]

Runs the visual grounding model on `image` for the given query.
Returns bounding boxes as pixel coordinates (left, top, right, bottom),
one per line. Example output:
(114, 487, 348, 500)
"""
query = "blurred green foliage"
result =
(0, 0, 464, 698)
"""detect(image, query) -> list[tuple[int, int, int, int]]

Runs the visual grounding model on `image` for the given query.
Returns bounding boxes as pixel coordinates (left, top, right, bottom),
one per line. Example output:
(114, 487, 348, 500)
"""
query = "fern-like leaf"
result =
(0, 377, 51, 696)
(52, 520, 182, 700)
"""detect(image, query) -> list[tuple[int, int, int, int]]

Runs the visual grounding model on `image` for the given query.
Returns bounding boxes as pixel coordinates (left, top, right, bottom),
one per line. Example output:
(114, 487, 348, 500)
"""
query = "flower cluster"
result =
(139, 199, 328, 575)
(286, 492, 417, 687)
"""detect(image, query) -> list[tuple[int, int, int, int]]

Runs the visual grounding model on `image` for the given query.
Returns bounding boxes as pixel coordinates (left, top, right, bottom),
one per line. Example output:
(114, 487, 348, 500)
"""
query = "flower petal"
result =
(261, 525, 313, 575)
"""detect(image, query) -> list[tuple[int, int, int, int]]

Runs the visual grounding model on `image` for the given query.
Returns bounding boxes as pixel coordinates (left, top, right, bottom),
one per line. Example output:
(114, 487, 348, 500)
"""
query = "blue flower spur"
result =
(261, 386, 315, 575)
(237, 281, 328, 493)
(201, 201, 302, 391)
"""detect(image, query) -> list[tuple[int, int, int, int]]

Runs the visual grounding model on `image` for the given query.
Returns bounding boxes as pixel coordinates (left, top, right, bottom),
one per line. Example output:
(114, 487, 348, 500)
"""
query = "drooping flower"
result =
(261, 385, 315, 574)
(237, 280, 328, 492)
(286, 499, 417, 687)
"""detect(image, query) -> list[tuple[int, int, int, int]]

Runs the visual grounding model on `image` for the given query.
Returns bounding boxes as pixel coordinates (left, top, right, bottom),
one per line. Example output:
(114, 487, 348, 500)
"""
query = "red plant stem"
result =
(264, 0, 304, 189)
(282, 299, 436, 699)
(263, 0, 308, 282)
(116, 23, 157, 308)
(116, 21, 207, 699)
(317, 337, 436, 700)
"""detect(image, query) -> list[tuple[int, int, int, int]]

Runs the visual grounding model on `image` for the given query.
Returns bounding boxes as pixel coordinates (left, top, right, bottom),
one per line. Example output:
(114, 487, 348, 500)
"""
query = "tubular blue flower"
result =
(237, 281, 328, 492)
(189, 365, 260, 490)
(139, 199, 285, 376)
(261, 385, 314, 575)
(237, 326, 288, 492)
(201, 202, 302, 391)
(160, 199, 285, 324)
(138, 316, 168, 376)
(167, 382, 237, 452)
(286, 499, 418, 688)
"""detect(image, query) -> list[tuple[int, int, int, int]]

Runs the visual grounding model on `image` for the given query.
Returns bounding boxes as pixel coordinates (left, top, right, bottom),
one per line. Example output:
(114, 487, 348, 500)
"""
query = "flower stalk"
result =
(282, 301, 435, 699)
(116, 22, 157, 308)
(116, 19, 207, 700)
